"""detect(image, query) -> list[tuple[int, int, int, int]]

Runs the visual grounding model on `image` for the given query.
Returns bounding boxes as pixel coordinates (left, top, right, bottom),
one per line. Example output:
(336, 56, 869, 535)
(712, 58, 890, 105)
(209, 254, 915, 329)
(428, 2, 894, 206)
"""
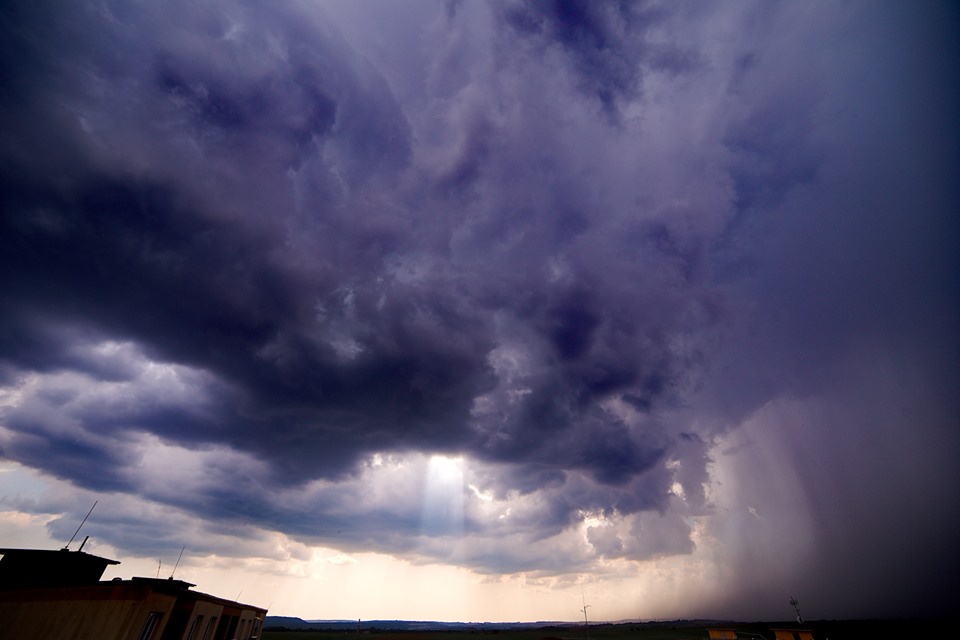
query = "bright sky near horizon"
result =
(1, 0, 958, 623)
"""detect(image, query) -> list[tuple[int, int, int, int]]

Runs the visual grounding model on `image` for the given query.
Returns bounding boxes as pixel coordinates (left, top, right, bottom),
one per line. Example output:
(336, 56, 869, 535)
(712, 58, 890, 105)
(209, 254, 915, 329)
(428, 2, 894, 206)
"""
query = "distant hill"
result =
(264, 617, 953, 638)
(265, 617, 569, 631)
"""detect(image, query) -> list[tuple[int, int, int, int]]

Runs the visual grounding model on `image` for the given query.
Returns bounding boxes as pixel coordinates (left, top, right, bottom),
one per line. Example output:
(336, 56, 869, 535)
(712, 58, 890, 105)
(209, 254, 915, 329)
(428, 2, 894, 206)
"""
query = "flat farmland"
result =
(262, 628, 710, 640)
(262, 618, 948, 640)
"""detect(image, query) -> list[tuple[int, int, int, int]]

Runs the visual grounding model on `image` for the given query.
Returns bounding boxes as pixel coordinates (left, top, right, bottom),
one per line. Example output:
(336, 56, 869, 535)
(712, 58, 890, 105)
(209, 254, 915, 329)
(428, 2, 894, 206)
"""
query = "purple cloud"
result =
(1, 0, 957, 620)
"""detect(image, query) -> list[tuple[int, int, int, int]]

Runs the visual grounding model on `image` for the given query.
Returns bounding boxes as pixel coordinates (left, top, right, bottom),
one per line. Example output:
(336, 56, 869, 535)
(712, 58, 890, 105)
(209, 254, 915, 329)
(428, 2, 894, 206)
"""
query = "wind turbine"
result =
(580, 586, 591, 639)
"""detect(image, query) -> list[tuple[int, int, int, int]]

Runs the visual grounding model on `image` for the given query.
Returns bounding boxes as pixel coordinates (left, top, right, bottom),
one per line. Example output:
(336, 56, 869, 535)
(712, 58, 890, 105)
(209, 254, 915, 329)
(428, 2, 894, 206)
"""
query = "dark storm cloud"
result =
(498, 0, 696, 119)
(690, 0, 960, 618)
(0, 0, 487, 481)
(2, 0, 710, 502)
(2, 0, 958, 618)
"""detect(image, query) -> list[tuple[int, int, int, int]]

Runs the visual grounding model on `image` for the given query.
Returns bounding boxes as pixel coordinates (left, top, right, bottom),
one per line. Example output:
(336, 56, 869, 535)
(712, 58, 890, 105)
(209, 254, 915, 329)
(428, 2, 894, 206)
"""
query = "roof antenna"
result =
(790, 596, 804, 625)
(169, 546, 185, 580)
(63, 500, 98, 550)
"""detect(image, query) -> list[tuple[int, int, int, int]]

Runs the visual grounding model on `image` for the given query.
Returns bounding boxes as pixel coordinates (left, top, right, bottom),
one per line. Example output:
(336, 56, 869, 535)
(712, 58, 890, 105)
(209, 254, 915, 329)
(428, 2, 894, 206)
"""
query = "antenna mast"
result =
(170, 546, 185, 579)
(63, 500, 98, 550)
(789, 596, 804, 624)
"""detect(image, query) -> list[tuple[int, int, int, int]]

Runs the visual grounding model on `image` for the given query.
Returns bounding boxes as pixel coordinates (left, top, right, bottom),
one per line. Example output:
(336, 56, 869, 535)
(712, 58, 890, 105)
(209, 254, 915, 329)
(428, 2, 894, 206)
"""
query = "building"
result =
(772, 630, 815, 640)
(0, 547, 267, 640)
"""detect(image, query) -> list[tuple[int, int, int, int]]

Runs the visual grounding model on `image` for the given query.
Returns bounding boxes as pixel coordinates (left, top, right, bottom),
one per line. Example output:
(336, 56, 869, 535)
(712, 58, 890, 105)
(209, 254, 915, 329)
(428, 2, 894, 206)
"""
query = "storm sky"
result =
(1, 0, 958, 622)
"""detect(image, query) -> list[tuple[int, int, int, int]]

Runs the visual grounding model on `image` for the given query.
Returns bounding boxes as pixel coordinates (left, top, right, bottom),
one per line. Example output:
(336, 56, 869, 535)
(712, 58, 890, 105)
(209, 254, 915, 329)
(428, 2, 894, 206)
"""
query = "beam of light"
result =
(421, 455, 465, 539)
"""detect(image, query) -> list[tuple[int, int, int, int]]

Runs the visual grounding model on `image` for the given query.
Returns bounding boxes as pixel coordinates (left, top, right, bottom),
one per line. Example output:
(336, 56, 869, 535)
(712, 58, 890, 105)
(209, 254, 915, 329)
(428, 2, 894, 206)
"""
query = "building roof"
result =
(0, 548, 120, 591)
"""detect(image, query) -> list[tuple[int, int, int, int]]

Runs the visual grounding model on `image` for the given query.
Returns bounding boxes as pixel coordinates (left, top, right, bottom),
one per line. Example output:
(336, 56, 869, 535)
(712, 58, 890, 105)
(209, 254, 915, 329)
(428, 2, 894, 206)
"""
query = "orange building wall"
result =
(773, 630, 815, 640)
(0, 585, 177, 640)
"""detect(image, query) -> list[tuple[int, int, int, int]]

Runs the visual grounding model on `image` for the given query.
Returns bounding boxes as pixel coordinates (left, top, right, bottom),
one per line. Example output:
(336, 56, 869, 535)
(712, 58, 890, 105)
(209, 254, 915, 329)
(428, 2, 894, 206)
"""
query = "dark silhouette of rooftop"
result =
(0, 547, 119, 590)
